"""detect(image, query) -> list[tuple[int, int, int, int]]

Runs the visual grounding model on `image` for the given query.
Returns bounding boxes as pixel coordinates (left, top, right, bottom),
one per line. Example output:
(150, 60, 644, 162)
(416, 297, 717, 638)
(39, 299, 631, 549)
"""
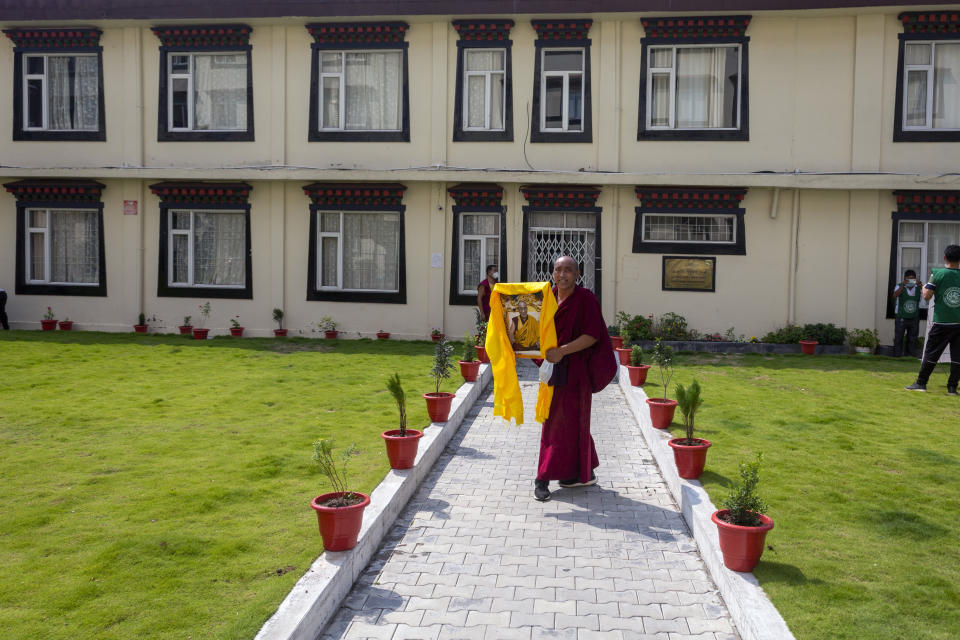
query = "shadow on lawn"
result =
(756, 560, 826, 586)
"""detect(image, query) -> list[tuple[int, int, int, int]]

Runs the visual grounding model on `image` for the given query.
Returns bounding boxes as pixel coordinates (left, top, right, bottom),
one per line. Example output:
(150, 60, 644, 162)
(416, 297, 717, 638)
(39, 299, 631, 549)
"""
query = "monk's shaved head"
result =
(553, 255, 579, 272)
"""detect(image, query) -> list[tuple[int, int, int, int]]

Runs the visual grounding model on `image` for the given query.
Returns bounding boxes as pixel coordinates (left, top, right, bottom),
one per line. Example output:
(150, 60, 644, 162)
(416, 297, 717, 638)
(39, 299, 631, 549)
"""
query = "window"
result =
(460, 214, 500, 294)
(152, 25, 254, 142)
(168, 210, 246, 288)
(633, 187, 747, 255)
(897, 220, 960, 292)
(447, 184, 506, 305)
(895, 12, 960, 142)
(307, 22, 410, 142)
(452, 20, 514, 142)
(642, 213, 736, 243)
(638, 16, 751, 141)
(464, 50, 507, 131)
(5, 28, 106, 141)
(530, 19, 593, 143)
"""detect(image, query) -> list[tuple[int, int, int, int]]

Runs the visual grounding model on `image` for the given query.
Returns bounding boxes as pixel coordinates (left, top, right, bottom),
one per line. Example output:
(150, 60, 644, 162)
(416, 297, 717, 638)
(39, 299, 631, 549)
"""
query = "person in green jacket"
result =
(891, 269, 921, 357)
(906, 244, 960, 395)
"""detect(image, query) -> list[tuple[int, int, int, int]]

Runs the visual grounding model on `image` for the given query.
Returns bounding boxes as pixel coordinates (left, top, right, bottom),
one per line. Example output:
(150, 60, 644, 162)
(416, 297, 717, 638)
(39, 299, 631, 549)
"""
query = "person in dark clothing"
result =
(891, 269, 921, 357)
(0, 288, 9, 330)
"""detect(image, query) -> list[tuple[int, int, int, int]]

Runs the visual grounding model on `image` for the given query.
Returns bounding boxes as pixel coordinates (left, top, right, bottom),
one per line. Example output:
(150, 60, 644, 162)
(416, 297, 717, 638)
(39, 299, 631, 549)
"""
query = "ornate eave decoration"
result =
(447, 183, 504, 208)
(303, 183, 407, 207)
(4, 179, 105, 203)
(149, 181, 252, 206)
(452, 20, 514, 41)
(641, 15, 751, 39)
(531, 19, 592, 42)
(894, 190, 960, 215)
(305, 22, 408, 45)
(899, 11, 960, 35)
(521, 185, 600, 208)
(150, 24, 251, 48)
(636, 186, 747, 210)
(3, 27, 102, 49)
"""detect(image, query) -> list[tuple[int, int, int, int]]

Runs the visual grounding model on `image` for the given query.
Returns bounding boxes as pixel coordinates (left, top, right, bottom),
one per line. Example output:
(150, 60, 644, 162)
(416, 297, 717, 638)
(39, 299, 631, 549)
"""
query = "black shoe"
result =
(558, 473, 597, 488)
(948, 387, 958, 396)
(905, 382, 927, 392)
(534, 480, 551, 502)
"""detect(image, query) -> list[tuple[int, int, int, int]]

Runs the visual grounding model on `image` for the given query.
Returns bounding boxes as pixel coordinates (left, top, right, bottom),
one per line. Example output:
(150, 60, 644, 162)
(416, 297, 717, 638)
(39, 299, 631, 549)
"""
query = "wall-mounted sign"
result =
(662, 256, 716, 292)
(123, 200, 138, 216)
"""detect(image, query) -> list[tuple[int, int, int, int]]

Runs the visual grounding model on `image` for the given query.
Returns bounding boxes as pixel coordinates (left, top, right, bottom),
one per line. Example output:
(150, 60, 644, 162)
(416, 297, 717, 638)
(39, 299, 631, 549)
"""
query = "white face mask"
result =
(492, 272, 499, 279)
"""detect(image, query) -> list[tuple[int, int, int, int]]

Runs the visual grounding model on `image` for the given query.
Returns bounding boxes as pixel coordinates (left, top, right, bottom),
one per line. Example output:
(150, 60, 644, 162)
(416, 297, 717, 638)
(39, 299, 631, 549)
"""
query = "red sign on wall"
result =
(123, 200, 138, 216)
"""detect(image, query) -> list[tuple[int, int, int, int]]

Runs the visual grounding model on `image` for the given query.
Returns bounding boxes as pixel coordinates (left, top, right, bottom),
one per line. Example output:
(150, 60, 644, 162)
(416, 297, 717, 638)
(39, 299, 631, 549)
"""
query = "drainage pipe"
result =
(787, 190, 800, 324)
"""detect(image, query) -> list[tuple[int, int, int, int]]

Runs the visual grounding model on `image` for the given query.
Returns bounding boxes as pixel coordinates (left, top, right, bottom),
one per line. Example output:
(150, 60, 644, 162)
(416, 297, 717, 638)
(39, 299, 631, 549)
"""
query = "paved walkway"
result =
(318, 363, 739, 640)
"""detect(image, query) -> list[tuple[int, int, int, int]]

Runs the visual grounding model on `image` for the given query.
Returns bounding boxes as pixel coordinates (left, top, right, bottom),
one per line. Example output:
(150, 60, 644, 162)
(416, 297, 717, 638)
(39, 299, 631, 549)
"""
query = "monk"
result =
(477, 264, 498, 320)
(509, 300, 540, 351)
(535, 256, 613, 502)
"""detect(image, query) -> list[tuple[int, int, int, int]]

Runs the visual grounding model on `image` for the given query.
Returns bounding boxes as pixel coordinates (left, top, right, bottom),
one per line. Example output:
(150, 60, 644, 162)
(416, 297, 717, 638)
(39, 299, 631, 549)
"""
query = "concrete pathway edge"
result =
(254, 366, 493, 640)
(618, 367, 796, 640)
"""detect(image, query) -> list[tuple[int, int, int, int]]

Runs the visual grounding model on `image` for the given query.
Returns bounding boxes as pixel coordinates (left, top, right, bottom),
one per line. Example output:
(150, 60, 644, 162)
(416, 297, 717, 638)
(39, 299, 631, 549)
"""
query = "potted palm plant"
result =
(309, 439, 370, 552)
(474, 310, 489, 363)
(423, 338, 456, 422)
(319, 316, 338, 339)
(179, 315, 193, 335)
(272, 308, 287, 337)
(712, 453, 774, 572)
(192, 302, 211, 339)
(625, 345, 650, 386)
(381, 373, 423, 469)
(849, 328, 878, 355)
(646, 339, 678, 429)
(229, 315, 244, 337)
(667, 379, 711, 479)
(134, 312, 148, 333)
(40, 307, 57, 331)
(459, 333, 481, 382)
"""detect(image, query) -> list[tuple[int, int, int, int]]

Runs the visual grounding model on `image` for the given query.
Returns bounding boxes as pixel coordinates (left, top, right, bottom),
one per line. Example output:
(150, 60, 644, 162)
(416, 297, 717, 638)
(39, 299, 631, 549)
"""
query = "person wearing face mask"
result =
(891, 269, 921, 357)
(477, 264, 498, 321)
(906, 244, 960, 395)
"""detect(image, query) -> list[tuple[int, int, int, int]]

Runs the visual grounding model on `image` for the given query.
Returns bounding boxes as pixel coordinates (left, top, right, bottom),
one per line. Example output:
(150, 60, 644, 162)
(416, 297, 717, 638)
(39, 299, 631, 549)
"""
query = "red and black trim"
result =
(150, 24, 251, 48)
(521, 185, 600, 208)
(3, 27, 102, 49)
(306, 22, 407, 44)
(640, 15, 751, 39)
(150, 181, 252, 207)
(531, 19, 592, 41)
(894, 190, 960, 215)
(899, 11, 960, 35)
(448, 183, 504, 208)
(633, 186, 748, 256)
(303, 183, 407, 207)
(452, 19, 514, 41)
(4, 179, 104, 204)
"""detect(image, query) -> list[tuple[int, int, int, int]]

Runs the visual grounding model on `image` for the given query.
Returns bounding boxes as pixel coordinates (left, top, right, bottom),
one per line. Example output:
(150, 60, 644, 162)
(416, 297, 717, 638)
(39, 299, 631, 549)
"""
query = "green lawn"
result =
(0, 331, 459, 640)
(660, 353, 960, 640)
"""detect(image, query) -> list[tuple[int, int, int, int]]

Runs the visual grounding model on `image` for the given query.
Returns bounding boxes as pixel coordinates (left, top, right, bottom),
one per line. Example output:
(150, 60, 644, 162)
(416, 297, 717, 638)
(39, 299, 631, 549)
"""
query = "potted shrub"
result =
(667, 379, 711, 479)
(614, 344, 632, 366)
(474, 310, 489, 363)
(192, 302, 211, 340)
(134, 312, 148, 333)
(625, 345, 651, 386)
(58, 317, 73, 331)
(458, 333, 481, 382)
(179, 315, 193, 335)
(381, 373, 423, 469)
(41, 307, 57, 331)
(272, 308, 287, 337)
(646, 339, 678, 429)
(430, 327, 444, 342)
(423, 338, 456, 422)
(849, 328, 878, 355)
(319, 316, 338, 339)
(376, 329, 390, 340)
(608, 324, 623, 349)
(229, 315, 244, 337)
(309, 439, 370, 552)
(712, 453, 774, 572)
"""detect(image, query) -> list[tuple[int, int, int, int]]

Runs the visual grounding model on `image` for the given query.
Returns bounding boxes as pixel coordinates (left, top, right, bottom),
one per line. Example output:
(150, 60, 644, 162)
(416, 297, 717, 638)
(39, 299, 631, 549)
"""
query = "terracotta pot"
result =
(274, 329, 288, 337)
(325, 330, 338, 339)
(799, 339, 818, 355)
(615, 347, 632, 365)
(459, 360, 481, 382)
(40, 319, 57, 331)
(626, 364, 650, 386)
(712, 510, 775, 572)
(58, 321, 73, 331)
(646, 398, 678, 429)
(668, 438, 712, 479)
(192, 328, 210, 340)
(423, 392, 455, 422)
(381, 429, 424, 469)
(178, 325, 193, 335)
(610, 335, 624, 349)
(230, 327, 244, 337)
(377, 332, 390, 340)
(134, 324, 148, 333)
(431, 333, 444, 342)
(310, 491, 371, 552)
(475, 345, 489, 363)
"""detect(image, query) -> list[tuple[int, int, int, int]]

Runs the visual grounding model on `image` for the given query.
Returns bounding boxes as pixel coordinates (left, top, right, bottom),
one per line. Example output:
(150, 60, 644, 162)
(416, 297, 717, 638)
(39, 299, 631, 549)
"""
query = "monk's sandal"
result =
(559, 473, 597, 488)
(534, 480, 551, 502)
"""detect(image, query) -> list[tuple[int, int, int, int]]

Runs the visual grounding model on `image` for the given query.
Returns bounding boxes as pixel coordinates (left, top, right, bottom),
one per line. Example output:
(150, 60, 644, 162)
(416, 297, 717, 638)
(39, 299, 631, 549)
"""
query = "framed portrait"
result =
(499, 291, 544, 358)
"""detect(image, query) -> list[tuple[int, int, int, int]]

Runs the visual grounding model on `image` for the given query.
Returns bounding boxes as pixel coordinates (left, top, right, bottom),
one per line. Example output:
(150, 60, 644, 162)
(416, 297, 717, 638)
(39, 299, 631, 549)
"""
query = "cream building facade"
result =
(1, 1, 959, 342)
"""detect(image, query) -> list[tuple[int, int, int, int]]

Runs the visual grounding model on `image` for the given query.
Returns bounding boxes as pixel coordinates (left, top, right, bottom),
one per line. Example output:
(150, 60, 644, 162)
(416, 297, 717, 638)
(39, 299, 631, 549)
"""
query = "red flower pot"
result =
(626, 364, 650, 386)
(274, 329, 288, 337)
(475, 345, 489, 363)
(712, 510, 775, 572)
(615, 347, 632, 365)
(381, 429, 424, 469)
(325, 330, 338, 339)
(310, 491, 371, 552)
(667, 438, 712, 479)
(230, 327, 244, 337)
(192, 328, 210, 340)
(646, 398, 678, 429)
(40, 319, 57, 331)
(134, 324, 148, 333)
(179, 325, 193, 335)
(459, 360, 481, 382)
(423, 392, 455, 423)
(610, 335, 624, 349)
(431, 333, 445, 342)
(377, 332, 390, 340)
(58, 321, 73, 331)
(799, 339, 818, 355)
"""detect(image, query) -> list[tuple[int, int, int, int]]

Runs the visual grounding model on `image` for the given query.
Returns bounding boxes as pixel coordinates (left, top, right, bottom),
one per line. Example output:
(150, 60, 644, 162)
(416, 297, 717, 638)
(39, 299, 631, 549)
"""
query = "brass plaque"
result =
(662, 257, 716, 292)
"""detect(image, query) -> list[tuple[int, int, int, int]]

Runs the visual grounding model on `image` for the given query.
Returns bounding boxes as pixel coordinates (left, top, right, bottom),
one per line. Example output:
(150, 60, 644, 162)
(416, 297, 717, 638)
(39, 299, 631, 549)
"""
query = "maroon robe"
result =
(537, 285, 611, 482)
(478, 279, 492, 320)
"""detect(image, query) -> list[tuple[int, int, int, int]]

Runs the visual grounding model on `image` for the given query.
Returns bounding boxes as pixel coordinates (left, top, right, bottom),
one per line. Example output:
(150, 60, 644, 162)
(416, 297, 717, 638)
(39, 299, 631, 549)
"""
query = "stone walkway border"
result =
(617, 368, 796, 640)
(254, 366, 494, 640)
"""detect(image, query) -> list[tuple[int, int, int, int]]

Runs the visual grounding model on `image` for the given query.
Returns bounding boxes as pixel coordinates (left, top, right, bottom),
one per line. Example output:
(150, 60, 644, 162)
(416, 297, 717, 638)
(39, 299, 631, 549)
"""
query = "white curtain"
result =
(934, 43, 960, 129)
(342, 212, 399, 290)
(75, 56, 99, 130)
(47, 57, 72, 130)
(194, 54, 247, 130)
(676, 47, 734, 128)
(926, 223, 960, 282)
(462, 239, 481, 290)
(194, 212, 245, 285)
(50, 210, 98, 283)
(46, 56, 98, 130)
(345, 52, 401, 130)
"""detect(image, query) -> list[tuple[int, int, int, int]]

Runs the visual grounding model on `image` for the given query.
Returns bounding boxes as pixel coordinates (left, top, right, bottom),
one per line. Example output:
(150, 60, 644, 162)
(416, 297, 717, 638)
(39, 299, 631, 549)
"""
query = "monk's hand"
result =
(545, 347, 563, 363)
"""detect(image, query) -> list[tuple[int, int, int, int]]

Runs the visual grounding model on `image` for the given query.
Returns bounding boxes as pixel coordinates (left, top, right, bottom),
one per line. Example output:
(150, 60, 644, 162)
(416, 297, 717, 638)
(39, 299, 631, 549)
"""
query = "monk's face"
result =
(518, 301, 528, 320)
(552, 257, 579, 293)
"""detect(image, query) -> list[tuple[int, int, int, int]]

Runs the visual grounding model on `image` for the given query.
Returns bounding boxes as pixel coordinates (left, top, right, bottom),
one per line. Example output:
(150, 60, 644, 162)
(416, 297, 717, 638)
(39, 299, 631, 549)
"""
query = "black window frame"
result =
(5, 28, 106, 142)
(152, 25, 255, 142)
(632, 187, 747, 256)
(307, 22, 410, 143)
(893, 23, 960, 142)
(530, 20, 593, 144)
(452, 20, 514, 142)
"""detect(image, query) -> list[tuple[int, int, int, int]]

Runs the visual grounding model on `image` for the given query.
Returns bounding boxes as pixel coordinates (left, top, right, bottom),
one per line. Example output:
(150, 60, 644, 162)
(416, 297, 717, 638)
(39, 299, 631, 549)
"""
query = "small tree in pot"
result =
(229, 315, 244, 337)
(319, 316, 338, 339)
(192, 302, 211, 340)
(625, 345, 651, 386)
(646, 339, 678, 428)
(179, 315, 193, 335)
(459, 333, 481, 382)
(667, 379, 711, 479)
(712, 453, 774, 572)
(134, 312, 148, 333)
(272, 308, 287, 337)
(423, 338, 456, 422)
(382, 373, 423, 469)
(309, 439, 370, 551)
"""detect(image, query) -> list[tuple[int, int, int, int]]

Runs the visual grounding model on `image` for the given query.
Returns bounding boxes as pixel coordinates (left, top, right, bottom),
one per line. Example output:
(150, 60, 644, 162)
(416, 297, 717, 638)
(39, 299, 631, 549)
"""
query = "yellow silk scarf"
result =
(485, 282, 558, 425)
